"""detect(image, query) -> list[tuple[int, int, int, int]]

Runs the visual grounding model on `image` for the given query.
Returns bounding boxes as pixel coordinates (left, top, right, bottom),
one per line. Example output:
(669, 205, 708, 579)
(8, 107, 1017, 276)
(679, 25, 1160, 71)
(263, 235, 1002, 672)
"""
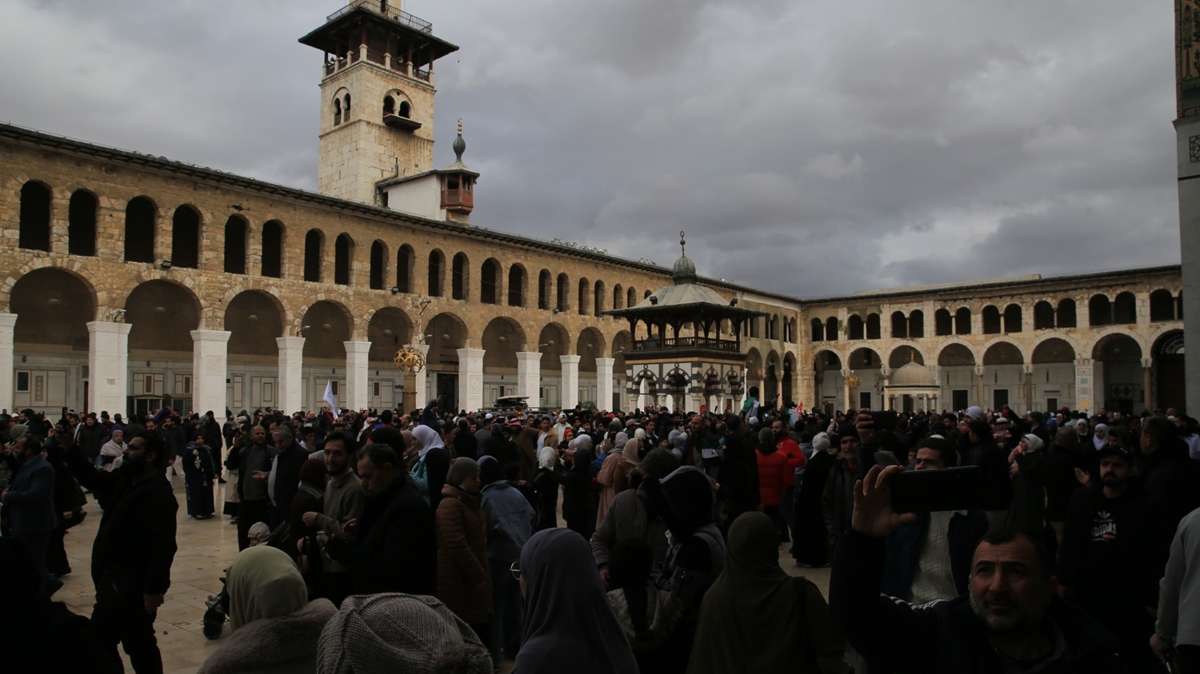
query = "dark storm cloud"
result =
(0, 0, 1181, 297)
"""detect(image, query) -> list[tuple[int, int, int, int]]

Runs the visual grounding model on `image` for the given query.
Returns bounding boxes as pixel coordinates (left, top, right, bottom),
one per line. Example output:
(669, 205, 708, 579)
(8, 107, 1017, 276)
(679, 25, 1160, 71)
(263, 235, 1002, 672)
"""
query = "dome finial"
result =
(680, 230, 686, 257)
(453, 118, 466, 163)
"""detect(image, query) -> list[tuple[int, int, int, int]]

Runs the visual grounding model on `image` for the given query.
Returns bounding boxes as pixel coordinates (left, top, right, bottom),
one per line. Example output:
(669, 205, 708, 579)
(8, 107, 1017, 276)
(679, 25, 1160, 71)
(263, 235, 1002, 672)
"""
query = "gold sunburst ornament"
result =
(393, 347, 426, 374)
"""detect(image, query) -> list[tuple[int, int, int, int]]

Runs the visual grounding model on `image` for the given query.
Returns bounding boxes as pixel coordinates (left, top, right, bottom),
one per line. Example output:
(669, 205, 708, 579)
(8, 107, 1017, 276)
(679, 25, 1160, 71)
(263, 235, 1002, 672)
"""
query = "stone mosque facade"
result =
(0, 0, 1187, 419)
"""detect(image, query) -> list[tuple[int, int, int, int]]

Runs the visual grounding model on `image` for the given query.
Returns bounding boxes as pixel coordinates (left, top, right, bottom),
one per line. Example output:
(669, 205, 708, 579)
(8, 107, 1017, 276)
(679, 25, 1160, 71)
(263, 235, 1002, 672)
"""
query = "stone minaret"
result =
(1176, 1, 1200, 410)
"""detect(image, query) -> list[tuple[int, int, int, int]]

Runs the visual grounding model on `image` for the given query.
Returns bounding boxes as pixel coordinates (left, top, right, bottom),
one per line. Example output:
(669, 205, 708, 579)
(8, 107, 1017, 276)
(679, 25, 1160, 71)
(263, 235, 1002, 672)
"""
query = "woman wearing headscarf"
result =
(532, 439, 561, 532)
(182, 428, 217, 519)
(794, 433, 835, 568)
(562, 439, 597, 540)
(436, 457, 492, 646)
(412, 424, 451, 512)
(595, 431, 629, 528)
(198, 546, 337, 674)
(513, 529, 638, 674)
(1005, 434, 1047, 536)
(1092, 423, 1109, 451)
(688, 512, 847, 674)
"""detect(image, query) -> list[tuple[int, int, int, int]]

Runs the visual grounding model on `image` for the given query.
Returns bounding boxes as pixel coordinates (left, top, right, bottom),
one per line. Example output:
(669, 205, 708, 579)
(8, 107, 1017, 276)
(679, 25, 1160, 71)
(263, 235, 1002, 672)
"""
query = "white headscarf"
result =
(1093, 424, 1109, 451)
(412, 425, 444, 460)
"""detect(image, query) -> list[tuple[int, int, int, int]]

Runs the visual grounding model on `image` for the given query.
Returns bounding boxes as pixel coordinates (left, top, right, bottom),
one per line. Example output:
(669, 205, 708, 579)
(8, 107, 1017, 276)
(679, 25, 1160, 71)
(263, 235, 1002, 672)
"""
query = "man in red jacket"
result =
(772, 418, 805, 549)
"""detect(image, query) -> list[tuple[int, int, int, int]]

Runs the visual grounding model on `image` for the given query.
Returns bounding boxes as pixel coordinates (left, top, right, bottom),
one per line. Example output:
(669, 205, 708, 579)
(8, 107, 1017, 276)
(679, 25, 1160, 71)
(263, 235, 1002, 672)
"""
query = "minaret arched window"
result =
(333, 98, 342, 126)
(343, 94, 351, 121)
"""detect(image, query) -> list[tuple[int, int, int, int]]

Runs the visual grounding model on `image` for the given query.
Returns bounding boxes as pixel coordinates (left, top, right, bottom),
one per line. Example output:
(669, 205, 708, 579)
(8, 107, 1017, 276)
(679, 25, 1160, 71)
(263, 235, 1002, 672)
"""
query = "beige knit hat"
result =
(316, 594, 490, 674)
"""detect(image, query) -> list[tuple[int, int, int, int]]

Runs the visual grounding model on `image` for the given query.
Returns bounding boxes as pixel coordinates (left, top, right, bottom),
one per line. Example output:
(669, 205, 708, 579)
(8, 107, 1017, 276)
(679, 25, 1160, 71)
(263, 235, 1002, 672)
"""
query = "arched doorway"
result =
(1092, 334, 1144, 415)
(10, 268, 96, 413)
(537, 323, 569, 408)
(482, 317, 526, 408)
(125, 280, 202, 415)
(1031, 338, 1075, 412)
(848, 347, 882, 410)
(366, 308, 413, 410)
(982, 342, 1024, 413)
(1153, 330, 1185, 413)
(425, 312, 469, 411)
(576, 327, 605, 408)
(937, 343, 977, 411)
(813, 350, 842, 414)
(225, 290, 286, 410)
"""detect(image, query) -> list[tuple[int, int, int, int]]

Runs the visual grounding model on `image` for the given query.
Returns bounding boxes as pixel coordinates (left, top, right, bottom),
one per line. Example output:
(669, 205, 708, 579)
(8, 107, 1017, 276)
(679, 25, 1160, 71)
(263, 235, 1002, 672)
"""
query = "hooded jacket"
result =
(435, 484, 491, 624)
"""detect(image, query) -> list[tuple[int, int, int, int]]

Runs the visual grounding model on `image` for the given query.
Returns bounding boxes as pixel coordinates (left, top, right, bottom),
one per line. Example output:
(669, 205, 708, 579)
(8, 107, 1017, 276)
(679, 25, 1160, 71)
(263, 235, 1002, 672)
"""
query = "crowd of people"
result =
(3, 387, 1200, 673)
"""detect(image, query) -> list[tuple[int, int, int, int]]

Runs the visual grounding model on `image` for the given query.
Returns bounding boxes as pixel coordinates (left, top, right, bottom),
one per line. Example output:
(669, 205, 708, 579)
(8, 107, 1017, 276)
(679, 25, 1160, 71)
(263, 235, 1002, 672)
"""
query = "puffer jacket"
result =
(755, 446, 790, 507)
(435, 484, 491, 624)
(480, 480, 535, 563)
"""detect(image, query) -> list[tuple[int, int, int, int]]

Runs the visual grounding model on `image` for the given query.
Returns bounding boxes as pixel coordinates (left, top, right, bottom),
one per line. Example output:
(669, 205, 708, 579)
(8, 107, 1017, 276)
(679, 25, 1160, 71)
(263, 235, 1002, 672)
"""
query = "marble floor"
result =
(57, 477, 831, 673)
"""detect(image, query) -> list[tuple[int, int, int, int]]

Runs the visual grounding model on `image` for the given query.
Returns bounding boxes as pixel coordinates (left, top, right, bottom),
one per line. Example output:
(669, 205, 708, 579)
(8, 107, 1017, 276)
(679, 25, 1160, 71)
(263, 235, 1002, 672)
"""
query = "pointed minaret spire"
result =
(453, 118, 466, 164)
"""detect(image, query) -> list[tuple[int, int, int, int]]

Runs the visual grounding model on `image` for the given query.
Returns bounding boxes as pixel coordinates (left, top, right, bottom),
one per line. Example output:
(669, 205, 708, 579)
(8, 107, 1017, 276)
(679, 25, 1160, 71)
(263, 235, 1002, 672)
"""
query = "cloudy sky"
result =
(0, 0, 1182, 297)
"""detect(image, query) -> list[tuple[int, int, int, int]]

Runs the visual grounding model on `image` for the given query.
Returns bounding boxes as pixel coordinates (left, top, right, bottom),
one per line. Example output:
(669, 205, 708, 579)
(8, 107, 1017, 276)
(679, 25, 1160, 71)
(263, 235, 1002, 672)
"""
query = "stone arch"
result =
(261, 220, 285, 279)
(482, 317, 526, 370)
(557, 274, 570, 312)
(745, 347, 764, 393)
(577, 277, 591, 316)
(866, 313, 881, 339)
(170, 203, 200, 269)
(395, 243, 414, 293)
(451, 252, 470, 300)
(612, 330, 632, 374)
(1056, 298, 1078, 328)
(813, 348, 844, 371)
(577, 327, 606, 371)
(847, 314, 864, 340)
(1089, 294, 1112, 327)
(1088, 328, 1146, 360)
(613, 283, 624, 310)
(538, 323, 570, 371)
(1150, 288, 1177, 322)
(936, 341, 977, 366)
(125, 279, 203, 353)
(334, 233, 354, 286)
(299, 300, 354, 360)
(1113, 291, 1137, 324)
(1030, 337, 1076, 364)
(225, 290, 286, 357)
(11, 267, 98, 348)
(982, 305, 1001, 334)
(848, 346, 882, 369)
(369, 240, 388, 290)
(304, 229, 325, 282)
(18, 180, 52, 252)
(593, 280, 606, 317)
(1002, 304, 1023, 333)
(367, 307, 413, 363)
(224, 215, 249, 275)
(67, 188, 98, 257)
(982, 339, 1024, 366)
(507, 263, 527, 307)
(428, 249, 446, 297)
(538, 269, 552, 310)
(425, 312, 469, 367)
(810, 317, 825, 342)
(481, 258, 502, 305)
(934, 308, 953, 336)
(1033, 301, 1055, 330)
(124, 197, 159, 264)
(824, 316, 839, 341)
(627, 287, 637, 308)
(954, 306, 972, 335)
(890, 311, 907, 339)
(886, 343, 926, 368)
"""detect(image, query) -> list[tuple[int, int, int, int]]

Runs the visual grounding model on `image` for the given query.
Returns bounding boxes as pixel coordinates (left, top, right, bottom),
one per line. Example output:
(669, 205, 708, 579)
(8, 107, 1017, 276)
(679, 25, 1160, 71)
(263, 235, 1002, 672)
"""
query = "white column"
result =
(411, 344, 430, 410)
(560, 354, 581, 410)
(1074, 358, 1094, 414)
(1175, 116, 1200, 416)
(344, 340, 371, 412)
(516, 352, 542, 407)
(276, 337, 305, 414)
(190, 330, 230, 417)
(88, 321, 132, 418)
(595, 357, 615, 412)
(457, 348, 485, 413)
(0, 314, 15, 412)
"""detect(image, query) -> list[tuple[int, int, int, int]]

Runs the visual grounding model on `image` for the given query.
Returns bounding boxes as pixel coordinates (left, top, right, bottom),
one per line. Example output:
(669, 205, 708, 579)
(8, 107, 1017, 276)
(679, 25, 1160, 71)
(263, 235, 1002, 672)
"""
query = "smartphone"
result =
(868, 410, 898, 433)
(889, 466, 983, 513)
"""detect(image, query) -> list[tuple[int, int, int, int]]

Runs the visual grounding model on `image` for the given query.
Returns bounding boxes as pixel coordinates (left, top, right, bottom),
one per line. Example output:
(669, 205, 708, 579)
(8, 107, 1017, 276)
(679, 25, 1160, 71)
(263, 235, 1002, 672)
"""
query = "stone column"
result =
(1142, 358, 1153, 413)
(408, 344, 430, 412)
(799, 368, 815, 412)
(344, 341, 371, 412)
(560, 355, 581, 410)
(1023, 364, 1034, 415)
(595, 357, 615, 412)
(276, 337, 305, 414)
(974, 366, 985, 409)
(0, 314, 15, 412)
(457, 348, 485, 413)
(516, 352, 542, 407)
(1074, 358, 1094, 414)
(88, 321, 132, 417)
(190, 330, 230, 417)
(842, 370, 853, 413)
(1177, 116, 1200, 415)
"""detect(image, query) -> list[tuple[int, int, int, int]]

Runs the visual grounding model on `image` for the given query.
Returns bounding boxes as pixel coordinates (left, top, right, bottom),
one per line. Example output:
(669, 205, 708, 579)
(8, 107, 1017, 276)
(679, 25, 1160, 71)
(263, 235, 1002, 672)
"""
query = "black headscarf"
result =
(515, 529, 637, 674)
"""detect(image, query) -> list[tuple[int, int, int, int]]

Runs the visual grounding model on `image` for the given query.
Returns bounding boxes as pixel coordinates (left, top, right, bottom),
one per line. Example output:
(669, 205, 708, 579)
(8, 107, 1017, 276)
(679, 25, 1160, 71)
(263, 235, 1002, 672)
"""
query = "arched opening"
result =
(537, 324, 569, 407)
(594, 280, 606, 317)
(866, 313, 881, 340)
(225, 291, 285, 357)
(538, 270, 552, 310)
(1153, 330, 1186, 413)
(1056, 298, 1077, 328)
(813, 349, 842, 413)
(849, 347, 881, 409)
(983, 341, 1023, 411)
(399, 100, 411, 118)
(451, 252, 468, 300)
(938, 343, 976, 411)
(171, 204, 199, 269)
(891, 311, 908, 339)
(847, 315, 864, 340)
(1033, 301, 1055, 330)
(304, 229, 324, 282)
(343, 93, 351, 121)
(577, 327, 605, 405)
(627, 287, 637, 309)
(1092, 333, 1144, 414)
(428, 249, 445, 296)
(223, 215, 248, 274)
(955, 307, 972, 335)
(367, 307, 413, 363)
(19, 181, 52, 252)
(1089, 294, 1112, 327)
(577, 278, 590, 316)
(482, 318, 526, 379)
(824, 317, 839, 341)
(11, 268, 95, 349)
(1031, 338, 1075, 411)
(888, 345, 925, 369)
(1003, 304, 1022, 333)
(644, 290, 652, 300)
(934, 309, 952, 336)
(982, 306, 1001, 334)
(782, 353, 796, 404)
(810, 318, 824, 342)
(333, 98, 342, 126)
(557, 273, 570, 312)
(508, 264, 527, 307)
(613, 284, 624, 310)
(300, 301, 353, 361)
(983, 342, 1023, 366)
(1113, 292, 1137, 324)
(908, 310, 924, 339)
(369, 240, 386, 290)
(481, 258, 501, 304)
(126, 281, 202, 353)
(125, 197, 158, 263)
(396, 244, 414, 293)
(261, 220, 284, 278)
(383, 94, 395, 116)
(67, 190, 97, 256)
(938, 344, 976, 367)
(334, 234, 354, 286)
(1150, 289, 1177, 322)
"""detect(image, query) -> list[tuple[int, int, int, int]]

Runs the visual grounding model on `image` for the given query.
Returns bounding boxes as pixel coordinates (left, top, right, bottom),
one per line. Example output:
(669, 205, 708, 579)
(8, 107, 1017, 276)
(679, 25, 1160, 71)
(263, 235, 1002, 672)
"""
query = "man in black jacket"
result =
(325, 443, 435, 595)
(830, 464, 1123, 674)
(267, 424, 309, 526)
(66, 432, 178, 674)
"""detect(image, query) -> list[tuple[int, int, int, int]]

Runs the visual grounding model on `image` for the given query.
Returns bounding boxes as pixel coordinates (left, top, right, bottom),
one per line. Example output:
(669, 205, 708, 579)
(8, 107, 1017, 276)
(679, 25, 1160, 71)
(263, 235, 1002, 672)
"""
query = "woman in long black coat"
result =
(182, 430, 216, 519)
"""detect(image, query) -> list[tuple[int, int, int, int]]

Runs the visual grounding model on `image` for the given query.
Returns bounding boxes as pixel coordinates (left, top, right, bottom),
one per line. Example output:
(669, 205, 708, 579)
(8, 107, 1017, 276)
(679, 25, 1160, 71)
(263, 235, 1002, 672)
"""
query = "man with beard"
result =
(1058, 445, 1159, 671)
(324, 443, 435, 595)
(235, 425, 275, 550)
(65, 432, 178, 674)
(0, 435, 56, 593)
(301, 430, 363, 607)
(829, 464, 1122, 673)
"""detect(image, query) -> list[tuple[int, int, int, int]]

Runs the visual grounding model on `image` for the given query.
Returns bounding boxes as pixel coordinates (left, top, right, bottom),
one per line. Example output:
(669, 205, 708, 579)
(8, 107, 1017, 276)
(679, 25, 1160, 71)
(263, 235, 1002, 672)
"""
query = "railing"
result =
(633, 337, 740, 352)
(328, 0, 434, 34)
(325, 49, 430, 82)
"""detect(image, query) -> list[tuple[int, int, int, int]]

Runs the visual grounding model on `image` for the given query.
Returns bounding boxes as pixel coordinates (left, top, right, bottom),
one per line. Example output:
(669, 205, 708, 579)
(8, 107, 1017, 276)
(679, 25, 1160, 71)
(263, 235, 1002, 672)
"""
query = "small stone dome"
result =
(889, 361, 935, 387)
(672, 254, 697, 285)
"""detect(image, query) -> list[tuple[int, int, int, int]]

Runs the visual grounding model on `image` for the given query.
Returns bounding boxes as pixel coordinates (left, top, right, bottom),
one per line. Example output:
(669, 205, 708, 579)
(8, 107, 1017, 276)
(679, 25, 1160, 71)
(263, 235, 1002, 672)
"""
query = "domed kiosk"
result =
(884, 360, 940, 412)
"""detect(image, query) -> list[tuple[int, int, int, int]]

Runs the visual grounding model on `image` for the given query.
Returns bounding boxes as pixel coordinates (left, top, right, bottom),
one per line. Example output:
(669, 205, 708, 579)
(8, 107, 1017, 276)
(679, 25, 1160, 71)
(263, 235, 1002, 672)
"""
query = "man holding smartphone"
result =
(829, 464, 1122, 673)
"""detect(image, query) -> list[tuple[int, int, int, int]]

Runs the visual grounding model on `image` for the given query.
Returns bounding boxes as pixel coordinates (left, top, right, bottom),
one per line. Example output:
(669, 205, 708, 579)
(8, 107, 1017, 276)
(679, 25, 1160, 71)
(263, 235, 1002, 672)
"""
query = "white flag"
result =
(323, 379, 339, 416)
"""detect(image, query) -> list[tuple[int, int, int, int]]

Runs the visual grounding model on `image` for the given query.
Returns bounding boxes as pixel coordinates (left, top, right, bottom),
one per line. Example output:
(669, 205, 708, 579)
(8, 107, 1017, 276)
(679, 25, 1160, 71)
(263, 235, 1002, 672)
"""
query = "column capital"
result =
(277, 336, 305, 351)
(88, 321, 133, 337)
(191, 329, 232, 343)
(0, 313, 16, 330)
(595, 357, 615, 367)
(456, 347, 486, 360)
(343, 340, 372, 355)
(559, 354, 582, 365)
(516, 351, 542, 363)
(1141, 358, 1154, 369)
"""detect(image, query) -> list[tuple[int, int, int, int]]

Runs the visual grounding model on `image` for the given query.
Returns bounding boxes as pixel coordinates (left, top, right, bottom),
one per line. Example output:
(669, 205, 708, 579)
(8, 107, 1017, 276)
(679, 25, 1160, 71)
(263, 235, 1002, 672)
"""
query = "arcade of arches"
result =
(0, 126, 1189, 418)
